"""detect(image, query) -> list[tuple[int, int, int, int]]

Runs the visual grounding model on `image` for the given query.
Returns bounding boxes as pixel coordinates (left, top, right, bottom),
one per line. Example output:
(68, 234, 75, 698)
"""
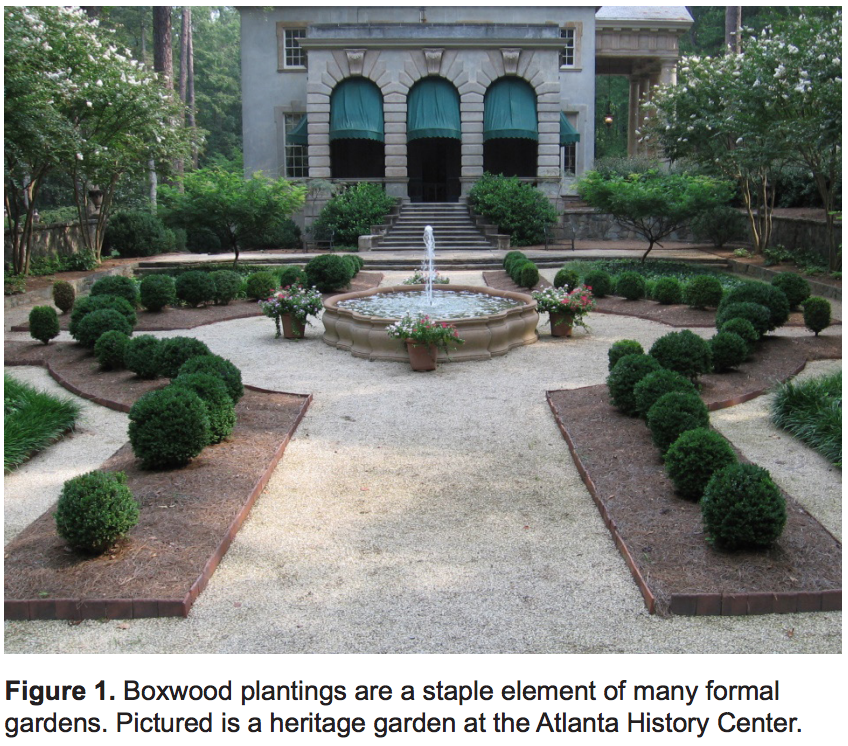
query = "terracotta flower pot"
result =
(281, 313, 305, 339)
(550, 310, 574, 337)
(406, 340, 438, 371)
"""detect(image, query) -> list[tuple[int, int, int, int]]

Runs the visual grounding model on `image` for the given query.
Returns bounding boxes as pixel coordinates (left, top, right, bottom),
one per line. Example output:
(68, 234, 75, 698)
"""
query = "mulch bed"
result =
(4, 343, 311, 621)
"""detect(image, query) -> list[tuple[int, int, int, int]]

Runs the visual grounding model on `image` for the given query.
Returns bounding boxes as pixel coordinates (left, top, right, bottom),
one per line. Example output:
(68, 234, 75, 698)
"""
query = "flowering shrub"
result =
(532, 286, 595, 328)
(386, 314, 464, 353)
(259, 284, 324, 338)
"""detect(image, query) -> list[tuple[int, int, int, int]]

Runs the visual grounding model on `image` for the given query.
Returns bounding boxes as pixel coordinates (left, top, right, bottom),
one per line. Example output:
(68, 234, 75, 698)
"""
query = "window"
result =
(559, 28, 575, 67)
(285, 114, 308, 178)
(284, 28, 306, 68)
(562, 144, 576, 176)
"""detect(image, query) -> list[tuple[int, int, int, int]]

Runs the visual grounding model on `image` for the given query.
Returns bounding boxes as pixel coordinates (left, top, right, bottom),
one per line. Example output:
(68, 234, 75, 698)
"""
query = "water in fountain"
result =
(422, 225, 435, 306)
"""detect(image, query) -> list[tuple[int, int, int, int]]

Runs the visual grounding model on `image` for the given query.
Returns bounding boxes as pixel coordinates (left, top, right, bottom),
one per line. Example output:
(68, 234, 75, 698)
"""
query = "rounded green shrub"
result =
(718, 282, 790, 331)
(771, 272, 811, 309)
(155, 336, 212, 379)
(129, 385, 211, 469)
(245, 217, 302, 250)
(52, 280, 75, 314)
(503, 251, 527, 273)
(69, 294, 137, 338)
(710, 331, 748, 372)
(615, 271, 647, 300)
(633, 368, 698, 419)
(187, 226, 222, 254)
(467, 173, 556, 246)
(29, 306, 60, 345)
(75, 308, 133, 349)
(583, 269, 612, 298)
(305, 254, 353, 293)
(277, 265, 307, 288)
(649, 329, 712, 381)
(802, 296, 831, 336)
(554, 268, 580, 290)
(172, 372, 236, 444)
(178, 354, 244, 404)
(517, 261, 540, 289)
(90, 275, 139, 307)
(139, 274, 176, 312)
(690, 204, 746, 247)
(175, 270, 215, 307)
(55, 470, 139, 554)
(701, 463, 787, 550)
(665, 428, 737, 502)
(124, 335, 163, 380)
(646, 391, 710, 454)
(607, 353, 663, 416)
(103, 209, 172, 258)
(715, 302, 771, 338)
(210, 270, 242, 305)
(720, 317, 759, 351)
(245, 271, 278, 301)
(341, 255, 359, 280)
(683, 275, 724, 309)
(608, 339, 644, 371)
(94, 330, 130, 370)
(309, 182, 395, 246)
(652, 277, 683, 305)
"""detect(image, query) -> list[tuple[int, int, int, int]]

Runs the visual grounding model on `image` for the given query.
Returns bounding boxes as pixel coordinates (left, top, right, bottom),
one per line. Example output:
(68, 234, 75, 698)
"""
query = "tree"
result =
(158, 167, 306, 267)
(577, 170, 735, 262)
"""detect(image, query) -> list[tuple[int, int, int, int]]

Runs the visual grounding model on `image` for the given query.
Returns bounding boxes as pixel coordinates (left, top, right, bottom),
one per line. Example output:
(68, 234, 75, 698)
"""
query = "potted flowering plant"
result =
(385, 313, 464, 370)
(531, 285, 596, 337)
(259, 284, 324, 339)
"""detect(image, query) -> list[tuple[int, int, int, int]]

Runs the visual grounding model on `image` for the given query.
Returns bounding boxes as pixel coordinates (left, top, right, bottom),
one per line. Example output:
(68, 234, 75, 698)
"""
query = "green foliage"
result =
(664, 428, 738, 502)
(683, 275, 724, 309)
(468, 173, 557, 246)
(187, 226, 222, 254)
(554, 268, 580, 290)
(305, 254, 353, 293)
(646, 391, 710, 454)
(29, 306, 60, 345)
(172, 372, 236, 445)
(4, 374, 79, 472)
(801, 297, 832, 336)
(771, 272, 811, 309)
(710, 331, 748, 373)
(310, 182, 395, 247)
(124, 335, 162, 380)
(277, 265, 307, 288)
(608, 339, 644, 371)
(244, 218, 302, 250)
(75, 308, 133, 349)
(90, 275, 139, 307)
(175, 270, 215, 307)
(54, 470, 139, 554)
(103, 210, 173, 258)
(719, 282, 790, 331)
(649, 329, 712, 382)
(155, 336, 212, 379)
(503, 251, 526, 271)
(128, 386, 211, 469)
(771, 370, 841, 467)
(607, 353, 663, 416)
(652, 277, 682, 305)
(94, 330, 130, 371)
(701, 463, 787, 550)
(5, 271, 26, 296)
(582, 269, 612, 298)
(715, 302, 771, 339)
(245, 271, 278, 301)
(139, 274, 177, 312)
(633, 369, 698, 419)
(516, 262, 540, 290)
(720, 317, 759, 352)
(690, 205, 747, 247)
(210, 270, 242, 306)
(178, 354, 244, 404)
(51, 280, 75, 314)
(615, 271, 647, 300)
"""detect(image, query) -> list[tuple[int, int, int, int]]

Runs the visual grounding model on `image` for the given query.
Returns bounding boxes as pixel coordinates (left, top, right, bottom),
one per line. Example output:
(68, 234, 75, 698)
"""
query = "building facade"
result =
(239, 6, 692, 223)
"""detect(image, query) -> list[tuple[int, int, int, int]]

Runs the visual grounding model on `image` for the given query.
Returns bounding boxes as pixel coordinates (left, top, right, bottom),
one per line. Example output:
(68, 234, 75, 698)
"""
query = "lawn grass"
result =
(4, 374, 81, 472)
(771, 370, 842, 468)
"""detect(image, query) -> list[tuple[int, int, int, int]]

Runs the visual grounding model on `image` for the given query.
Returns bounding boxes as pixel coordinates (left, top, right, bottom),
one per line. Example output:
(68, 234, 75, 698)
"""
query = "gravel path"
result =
(4, 271, 841, 653)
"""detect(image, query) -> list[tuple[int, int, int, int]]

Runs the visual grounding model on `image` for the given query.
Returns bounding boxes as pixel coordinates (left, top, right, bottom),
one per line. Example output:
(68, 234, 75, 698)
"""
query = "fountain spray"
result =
(422, 225, 435, 306)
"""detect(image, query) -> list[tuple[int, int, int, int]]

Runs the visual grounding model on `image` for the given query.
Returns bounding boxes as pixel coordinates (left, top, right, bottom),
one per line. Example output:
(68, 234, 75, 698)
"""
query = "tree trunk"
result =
(179, 8, 189, 112)
(153, 7, 173, 89)
(187, 11, 197, 168)
(725, 7, 742, 55)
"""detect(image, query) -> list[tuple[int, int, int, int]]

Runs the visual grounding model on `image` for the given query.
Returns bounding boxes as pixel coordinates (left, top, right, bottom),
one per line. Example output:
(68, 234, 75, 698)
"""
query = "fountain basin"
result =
(322, 285, 539, 362)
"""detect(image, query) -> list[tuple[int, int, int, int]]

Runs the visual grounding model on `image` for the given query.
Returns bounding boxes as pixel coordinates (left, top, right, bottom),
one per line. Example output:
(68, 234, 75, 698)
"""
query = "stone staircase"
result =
(373, 202, 494, 251)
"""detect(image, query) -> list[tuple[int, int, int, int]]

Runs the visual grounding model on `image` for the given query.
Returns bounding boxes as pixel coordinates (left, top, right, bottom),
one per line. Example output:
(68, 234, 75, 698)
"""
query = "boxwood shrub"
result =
(771, 272, 810, 309)
(467, 173, 556, 246)
(175, 270, 215, 307)
(52, 280, 75, 314)
(245, 271, 278, 301)
(665, 428, 737, 502)
(124, 335, 163, 380)
(649, 329, 712, 382)
(94, 330, 130, 370)
(69, 295, 137, 339)
(802, 297, 831, 336)
(503, 251, 526, 271)
(103, 209, 172, 258)
(75, 308, 133, 349)
(615, 271, 647, 300)
(90, 275, 139, 307)
(607, 353, 663, 416)
(714, 302, 771, 338)
(516, 261, 540, 289)
(633, 368, 698, 419)
(583, 269, 612, 298)
(608, 339, 644, 371)
(155, 336, 212, 379)
(718, 282, 790, 331)
(710, 331, 748, 373)
(140, 274, 177, 312)
(719, 317, 759, 351)
(277, 265, 307, 288)
(178, 354, 244, 404)
(683, 275, 724, 309)
(172, 372, 236, 444)
(29, 306, 60, 345)
(652, 277, 683, 305)
(554, 268, 580, 290)
(305, 254, 353, 293)
(646, 391, 709, 454)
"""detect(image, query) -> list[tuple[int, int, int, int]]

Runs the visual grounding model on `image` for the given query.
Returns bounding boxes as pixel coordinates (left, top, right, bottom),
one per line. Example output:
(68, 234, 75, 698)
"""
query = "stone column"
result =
(537, 83, 562, 188)
(382, 83, 409, 199)
(659, 60, 677, 86)
(458, 82, 486, 199)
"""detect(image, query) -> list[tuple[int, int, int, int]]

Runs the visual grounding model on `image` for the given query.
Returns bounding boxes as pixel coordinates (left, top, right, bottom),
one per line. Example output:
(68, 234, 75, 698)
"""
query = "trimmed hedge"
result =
(771, 272, 810, 309)
(554, 268, 580, 290)
(172, 372, 236, 444)
(633, 368, 698, 419)
(29, 306, 60, 345)
(646, 391, 710, 454)
(715, 301, 771, 338)
(649, 329, 712, 382)
(583, 269, 612, 298)
(75, 308, 133, 349)
(69, 295, 137, 339)
(305, 254, 353, 293)
(718, 282, 790, 332)
(652, 277, 683, 305)
(175, 270, 215, 307)
(683, 275, 723, 309)
(665, 428, 738, 502)
(178, 354, 244, 404)
(209, 270, 242, 306)
(155, 336, 212, 379)
(124, 335, 163, 380)
(140, 274, 177, 312)
(516, 261, 540, 289)
(245, 271, 278, 301)
(710, 331, 748, 372)
(615, 271, 647, 300)
(720, 317, 759, 352)
(802, 297, 831, 336)
(52, 280, 75, 314)
(607, 353, 662, 416)
(277, 265, 307, 289)
(90, 275, 139, 307)
(608, 339, 644, 371)
(94, 330, 130, 370)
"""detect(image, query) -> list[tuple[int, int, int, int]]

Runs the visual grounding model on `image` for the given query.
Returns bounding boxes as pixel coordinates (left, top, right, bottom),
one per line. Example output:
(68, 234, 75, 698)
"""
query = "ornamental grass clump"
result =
(614, 271, 647, 300)
(701, 463, 787, 550)
(90, 275, 139, 307)
(386, 314, 464, 354)
(771, 272, 811, 309)
(582, 269, 612, 298)
(259, 284, 324, 338)
(608, 339, 644, 371)
(139, 274, 176, 312)
(646, 391, 710, 454)
(175, 270, 215, 307)
(532, 286, 595, 328)
(633, 368, 698, 419)
(554, 268, 580, 290)
(75, 308, 133, 349)
(155, 336, 212, 379)
(245, 271, 278, 301)
(178, 354, 244, 404)
(52, 280, 75, 314)
(172, 372, 236, 444)
(124, 335, 163, 380)
(801, 297, 831, 336)
(606, 353, 662, 416)
(664, 428, 738, 502)
(94, 330, 130, 371)
(649, 329, 712, 382)
(710, 331, 748, 372)
(29, 306, 60, 345)
(652, 277, 683, 305)
(683, 275, 723, 309)
(54, 470, 139, 555)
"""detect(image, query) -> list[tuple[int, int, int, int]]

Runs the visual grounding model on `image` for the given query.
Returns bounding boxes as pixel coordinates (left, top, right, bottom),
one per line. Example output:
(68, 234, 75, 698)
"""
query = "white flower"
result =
(76, 153, 83, 160)
(96, 79, 103, 87)
(86, 101, 92, 107)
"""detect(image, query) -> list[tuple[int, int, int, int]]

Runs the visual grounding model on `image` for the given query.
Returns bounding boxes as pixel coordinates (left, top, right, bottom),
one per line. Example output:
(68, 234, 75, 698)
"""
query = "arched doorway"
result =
(330, 78, 385, 178)
(406, 77, 462, 202)
(483, 77, 538, 177)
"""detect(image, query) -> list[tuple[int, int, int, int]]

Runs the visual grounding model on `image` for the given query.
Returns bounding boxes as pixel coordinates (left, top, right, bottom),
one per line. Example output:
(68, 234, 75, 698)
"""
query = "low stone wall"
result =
(561, 208, 694, 242)
(769, 215, 840, 263)
(4, 263, 137, 310)
(4, 220, 94, 264)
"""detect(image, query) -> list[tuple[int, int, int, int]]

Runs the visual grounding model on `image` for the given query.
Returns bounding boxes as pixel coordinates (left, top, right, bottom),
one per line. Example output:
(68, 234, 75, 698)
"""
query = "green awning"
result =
(407, 77, 461, 141)
(483, 78, 538, 142)
(330, 78, 384, 142)
(560, 112, 580, 144)
(288, 115, 308, 146)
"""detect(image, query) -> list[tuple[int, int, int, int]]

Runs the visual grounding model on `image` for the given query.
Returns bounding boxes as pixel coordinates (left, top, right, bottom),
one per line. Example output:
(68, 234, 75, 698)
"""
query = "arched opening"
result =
(330, 78, 385, 179)
(406, 77, 462, 202)
(483, 77, 538, 177)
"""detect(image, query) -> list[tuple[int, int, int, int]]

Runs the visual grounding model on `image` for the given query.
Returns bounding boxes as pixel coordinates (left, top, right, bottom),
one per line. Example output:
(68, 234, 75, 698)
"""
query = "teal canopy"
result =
(483, 78, 538, 142)
(560, 112, 580, 145)
(330, 78, 384, 142)
(407, 77, 461, 141)
(288, 115, 308, 146)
